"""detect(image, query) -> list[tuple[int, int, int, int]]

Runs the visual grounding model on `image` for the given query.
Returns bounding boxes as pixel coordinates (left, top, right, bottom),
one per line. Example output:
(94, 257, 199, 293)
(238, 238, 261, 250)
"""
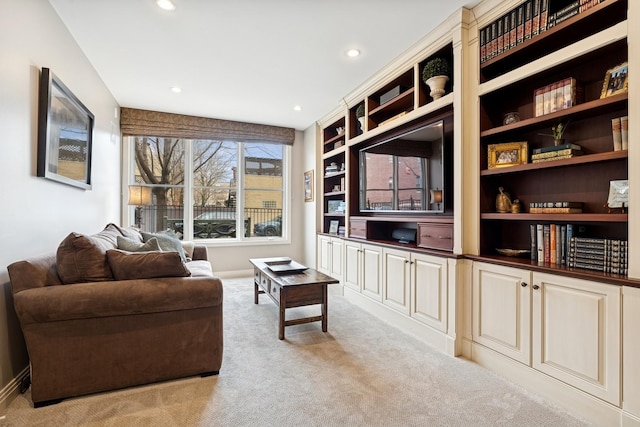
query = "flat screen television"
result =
(359, 120, 445, 213)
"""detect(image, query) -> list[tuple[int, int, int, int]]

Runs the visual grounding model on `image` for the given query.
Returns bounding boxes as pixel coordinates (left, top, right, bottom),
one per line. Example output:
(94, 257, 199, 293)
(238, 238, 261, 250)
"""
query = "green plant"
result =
(422, 58, 450, 81)
(540, 120, 570, 140)
(355, 104, 365, 118)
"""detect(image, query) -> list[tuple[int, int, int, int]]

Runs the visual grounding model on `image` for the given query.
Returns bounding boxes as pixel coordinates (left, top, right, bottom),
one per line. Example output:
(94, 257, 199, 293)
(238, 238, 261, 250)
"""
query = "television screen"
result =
(359, 120, 444, 213)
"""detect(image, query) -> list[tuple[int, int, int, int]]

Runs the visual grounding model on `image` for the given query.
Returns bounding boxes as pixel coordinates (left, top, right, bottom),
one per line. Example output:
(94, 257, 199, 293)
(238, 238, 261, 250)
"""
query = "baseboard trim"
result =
(343, 287, 454, 356)
(622, 412, 640, 427)
(471, 342, 622, 427)
(0, 366, 29, 414)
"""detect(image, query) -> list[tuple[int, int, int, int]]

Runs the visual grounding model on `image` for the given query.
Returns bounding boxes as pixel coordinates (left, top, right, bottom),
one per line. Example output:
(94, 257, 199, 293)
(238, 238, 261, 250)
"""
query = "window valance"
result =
(120, 108, 295, 145)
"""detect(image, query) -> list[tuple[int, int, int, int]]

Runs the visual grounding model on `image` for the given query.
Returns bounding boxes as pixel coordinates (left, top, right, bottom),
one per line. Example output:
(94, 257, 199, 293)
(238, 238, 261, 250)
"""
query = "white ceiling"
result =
(49, 0, 478, 131)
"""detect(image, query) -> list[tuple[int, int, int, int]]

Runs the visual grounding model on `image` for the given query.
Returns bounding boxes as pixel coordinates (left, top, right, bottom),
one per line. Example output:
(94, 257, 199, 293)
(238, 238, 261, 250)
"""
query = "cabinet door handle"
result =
(533, 284, 540, 290)
(404, 259, 409, 264)
(520, 281, 528, 287)
(439, 236, 452, 240)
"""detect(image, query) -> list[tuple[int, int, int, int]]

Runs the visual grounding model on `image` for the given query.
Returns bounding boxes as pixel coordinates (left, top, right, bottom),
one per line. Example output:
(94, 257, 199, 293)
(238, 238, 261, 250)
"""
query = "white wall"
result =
(302, 124, 320, 268)
(0, 0, 121, 408)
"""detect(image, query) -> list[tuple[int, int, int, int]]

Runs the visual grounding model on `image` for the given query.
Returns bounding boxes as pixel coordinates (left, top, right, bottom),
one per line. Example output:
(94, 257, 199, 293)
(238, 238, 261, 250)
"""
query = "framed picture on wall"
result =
(304, 170, 314, 202)
(37, 67, 94, 190)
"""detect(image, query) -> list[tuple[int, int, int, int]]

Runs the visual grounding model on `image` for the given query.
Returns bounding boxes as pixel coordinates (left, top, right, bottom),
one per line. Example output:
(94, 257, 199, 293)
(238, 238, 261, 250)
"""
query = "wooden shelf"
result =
(481, 150, 627, 176)
(369, 88, 415, 117)
(324, 191, 345, 197)
(480, 93, 628, 138)
(324, 170, 345, 179)
(323, 212, 345, 217)
(481, 213, 628, 222)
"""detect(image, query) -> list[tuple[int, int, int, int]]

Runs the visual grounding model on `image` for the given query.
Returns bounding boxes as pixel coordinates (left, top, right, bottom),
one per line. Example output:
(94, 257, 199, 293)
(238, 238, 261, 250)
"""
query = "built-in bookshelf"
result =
(478, 0, 629, 278)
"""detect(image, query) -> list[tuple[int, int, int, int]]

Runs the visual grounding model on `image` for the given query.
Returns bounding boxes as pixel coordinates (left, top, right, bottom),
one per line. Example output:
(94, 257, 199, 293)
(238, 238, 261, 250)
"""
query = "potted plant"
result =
(355, 104, 365, 133)
(540, 120, 570, 146)
(422, 58, 450, 100)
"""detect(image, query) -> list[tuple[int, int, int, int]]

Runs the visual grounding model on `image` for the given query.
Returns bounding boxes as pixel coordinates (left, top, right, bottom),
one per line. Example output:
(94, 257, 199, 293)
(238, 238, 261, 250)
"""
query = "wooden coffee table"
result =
(250, 257, 339, 340)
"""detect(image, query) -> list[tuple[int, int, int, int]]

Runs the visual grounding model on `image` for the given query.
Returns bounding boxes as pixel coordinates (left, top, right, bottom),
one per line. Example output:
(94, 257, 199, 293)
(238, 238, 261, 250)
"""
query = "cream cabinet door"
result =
(343, 240, 362, 292)
(532, 272, 620, 405)
(410, 253, 448, 332)
(472, 262, 532, 365)
(361, 243, 382, 302)
(329, 237, 344, 281)
(382, 248, 411, 315)
(317, 234, 332, 275)
(623, 286, 640, 417)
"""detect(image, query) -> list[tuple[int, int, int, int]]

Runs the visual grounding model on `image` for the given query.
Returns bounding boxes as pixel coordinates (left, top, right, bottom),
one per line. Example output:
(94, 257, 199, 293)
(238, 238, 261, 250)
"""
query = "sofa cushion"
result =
(141, 231, 187, 262)
(186, 260, 214, 277)
(106, 250, 191, 281)
(117, 235, 161, 252)
(56, 223, 122, 284)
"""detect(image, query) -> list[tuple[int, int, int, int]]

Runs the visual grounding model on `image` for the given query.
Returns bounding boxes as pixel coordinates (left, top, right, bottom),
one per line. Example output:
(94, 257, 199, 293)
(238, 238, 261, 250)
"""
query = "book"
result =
(537, 224, 544, 263)
(532, 154, 579, 163)
(524, 0, 533, 40)
(503, 14, 511, 54)
(540, 0, 549, 33)
(621, 115, 628, 150)
(566, 224, 574, 265)
(534, 88, 544, 117)
(543, 84, 552, 115)
(550, 224, 557, 264)
(490, 21, 497, 59)
(530, 201, 583, 208)
(530, 224, 537, 260)
(517, 5, 525, 44)
(560, 225, 566, 264)
(529, 207, 583, 213)
(497, 17, 504, 55)
(480, 27, 487, 63)
(612, 117, 622, 151)
(543, 224, 550, 263)
(554, 5, 579, 26)
(532, 0, 541, 36)
(510, 10, 518, 48)
(531, 148, 582, 160)
(532, 143, 582, 154)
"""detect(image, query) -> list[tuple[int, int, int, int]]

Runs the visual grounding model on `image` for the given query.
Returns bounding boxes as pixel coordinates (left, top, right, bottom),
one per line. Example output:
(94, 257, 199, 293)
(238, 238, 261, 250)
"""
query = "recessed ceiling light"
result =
(156, 0, 176, 11)
(293, 105, 302, 111)
(346, 49, 361, 58)
(171, 86, 182, 93)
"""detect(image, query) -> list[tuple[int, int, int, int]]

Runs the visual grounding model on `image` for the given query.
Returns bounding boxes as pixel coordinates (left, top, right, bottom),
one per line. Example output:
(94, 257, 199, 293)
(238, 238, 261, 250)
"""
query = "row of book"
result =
(529, 223, 627, 274)
(533, 77, 583, 117)
(611, 116, 629, 151)
(531, 143, 582, 163)
(568, 236, 627, 275)
(480, 0, 603, 64)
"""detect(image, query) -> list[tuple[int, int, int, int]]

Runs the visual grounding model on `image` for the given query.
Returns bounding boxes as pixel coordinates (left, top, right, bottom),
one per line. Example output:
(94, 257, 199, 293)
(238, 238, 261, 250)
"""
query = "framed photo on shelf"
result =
(329, 220, 339, 235)
(304, 170, 314, 202)
(488, 142, 528, 169)
(606, 179, 629, 211)
(600, 62, 628, 98)
(37, 67, 94, 190)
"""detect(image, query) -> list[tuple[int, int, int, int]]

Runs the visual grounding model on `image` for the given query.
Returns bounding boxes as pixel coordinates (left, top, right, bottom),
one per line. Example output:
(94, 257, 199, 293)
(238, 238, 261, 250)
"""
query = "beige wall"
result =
(0, 0, 121, 409)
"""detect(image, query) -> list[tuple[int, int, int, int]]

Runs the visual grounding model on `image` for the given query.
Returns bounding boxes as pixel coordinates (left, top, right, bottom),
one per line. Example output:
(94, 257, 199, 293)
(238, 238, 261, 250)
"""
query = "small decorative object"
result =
(303, 170, 313, 202)
(329, 220, 339, 235)
(325, 162, 338, 174)
(37, 67, 94, 190)
(496, 248, 531, 257)
(600, 62, 628, 98)
(539, 120, 570, 146)
(422, 57, 450, 100)
(487, 141, 528, 169)
(332, 184, 341, 193)
(503, 112, 520, 125)
(355, 104, 365, 133)
(605, 179, 628, 213)
(380, 85, 401, 105)
(496, 187, 513, 213)
(510, 199, 521, 213)
(335, 126, 344, 135)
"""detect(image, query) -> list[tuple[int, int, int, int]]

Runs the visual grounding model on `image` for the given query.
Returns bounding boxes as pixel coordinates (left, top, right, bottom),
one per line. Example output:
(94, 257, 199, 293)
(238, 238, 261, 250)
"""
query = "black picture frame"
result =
(37, 67, 94, 190)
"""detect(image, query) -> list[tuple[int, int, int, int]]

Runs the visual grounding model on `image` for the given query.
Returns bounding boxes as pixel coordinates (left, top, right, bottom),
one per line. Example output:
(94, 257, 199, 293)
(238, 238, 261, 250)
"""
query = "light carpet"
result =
(1, 277, 595, 427)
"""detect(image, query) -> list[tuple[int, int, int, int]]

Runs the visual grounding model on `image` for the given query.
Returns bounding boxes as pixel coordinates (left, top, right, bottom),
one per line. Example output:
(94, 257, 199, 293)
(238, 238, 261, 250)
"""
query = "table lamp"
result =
(128, 185, 152, 228)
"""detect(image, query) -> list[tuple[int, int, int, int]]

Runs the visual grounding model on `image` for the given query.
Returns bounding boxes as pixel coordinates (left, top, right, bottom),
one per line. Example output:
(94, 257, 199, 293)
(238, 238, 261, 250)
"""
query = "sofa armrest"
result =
(192, 245, 208, 261)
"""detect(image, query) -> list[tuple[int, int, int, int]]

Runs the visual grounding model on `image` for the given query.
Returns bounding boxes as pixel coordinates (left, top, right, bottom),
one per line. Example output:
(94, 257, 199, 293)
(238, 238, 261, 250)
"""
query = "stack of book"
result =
(529, 201, 583, 213)
(531, 143, 582, 163)
(531, 223, 574, 264)
(568, 236, 628, 274)
(533, 77, 583, 117)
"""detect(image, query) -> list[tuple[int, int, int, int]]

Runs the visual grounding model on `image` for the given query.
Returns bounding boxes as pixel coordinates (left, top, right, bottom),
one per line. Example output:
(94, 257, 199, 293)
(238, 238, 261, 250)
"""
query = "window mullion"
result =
(184, 140, 194, 240)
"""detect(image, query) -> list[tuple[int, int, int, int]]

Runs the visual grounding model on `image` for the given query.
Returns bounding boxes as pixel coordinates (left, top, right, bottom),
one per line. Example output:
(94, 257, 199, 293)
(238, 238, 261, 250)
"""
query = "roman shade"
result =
(120, 107, 295, 145)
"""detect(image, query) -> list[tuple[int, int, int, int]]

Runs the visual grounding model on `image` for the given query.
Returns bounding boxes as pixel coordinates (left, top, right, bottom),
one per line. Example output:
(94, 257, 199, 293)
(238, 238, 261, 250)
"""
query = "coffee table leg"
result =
(254, 282, 259, 304)
(279, 291, 286, 340)
(322, 284, 328, 332)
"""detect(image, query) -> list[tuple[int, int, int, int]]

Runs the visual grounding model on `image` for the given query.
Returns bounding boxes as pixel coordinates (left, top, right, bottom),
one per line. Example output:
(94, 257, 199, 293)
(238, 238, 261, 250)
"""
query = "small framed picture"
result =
(487, 142, 528, 169)
(600, 62, 628, 98)
(607, 179, 629, 209)
(304, 170, 314, 202)
(329, 220, 339, 235)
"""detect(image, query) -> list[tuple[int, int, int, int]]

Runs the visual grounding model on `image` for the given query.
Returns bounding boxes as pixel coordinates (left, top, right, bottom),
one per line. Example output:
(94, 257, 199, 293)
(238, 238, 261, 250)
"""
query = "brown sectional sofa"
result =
(7, 224, 223, 407)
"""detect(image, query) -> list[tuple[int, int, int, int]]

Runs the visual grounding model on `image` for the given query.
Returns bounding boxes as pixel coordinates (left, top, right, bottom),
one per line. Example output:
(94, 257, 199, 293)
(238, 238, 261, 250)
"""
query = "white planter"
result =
(426, 75, 449, 100)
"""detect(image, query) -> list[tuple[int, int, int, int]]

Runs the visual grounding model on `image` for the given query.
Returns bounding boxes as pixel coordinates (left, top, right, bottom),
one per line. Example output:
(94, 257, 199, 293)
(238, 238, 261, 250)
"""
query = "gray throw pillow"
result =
(117, 235, 161, 252)
(141, 231, 187, 262)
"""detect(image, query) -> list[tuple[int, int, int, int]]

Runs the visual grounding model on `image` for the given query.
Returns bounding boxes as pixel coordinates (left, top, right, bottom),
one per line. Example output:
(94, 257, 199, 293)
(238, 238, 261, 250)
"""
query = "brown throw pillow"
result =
(56, 223, 122, 284)
(106, 249, 191, 280)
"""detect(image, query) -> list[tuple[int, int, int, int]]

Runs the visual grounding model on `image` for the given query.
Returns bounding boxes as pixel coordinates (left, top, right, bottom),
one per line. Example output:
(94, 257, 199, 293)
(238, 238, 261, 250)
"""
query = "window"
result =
(127, 136, 288, 242)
